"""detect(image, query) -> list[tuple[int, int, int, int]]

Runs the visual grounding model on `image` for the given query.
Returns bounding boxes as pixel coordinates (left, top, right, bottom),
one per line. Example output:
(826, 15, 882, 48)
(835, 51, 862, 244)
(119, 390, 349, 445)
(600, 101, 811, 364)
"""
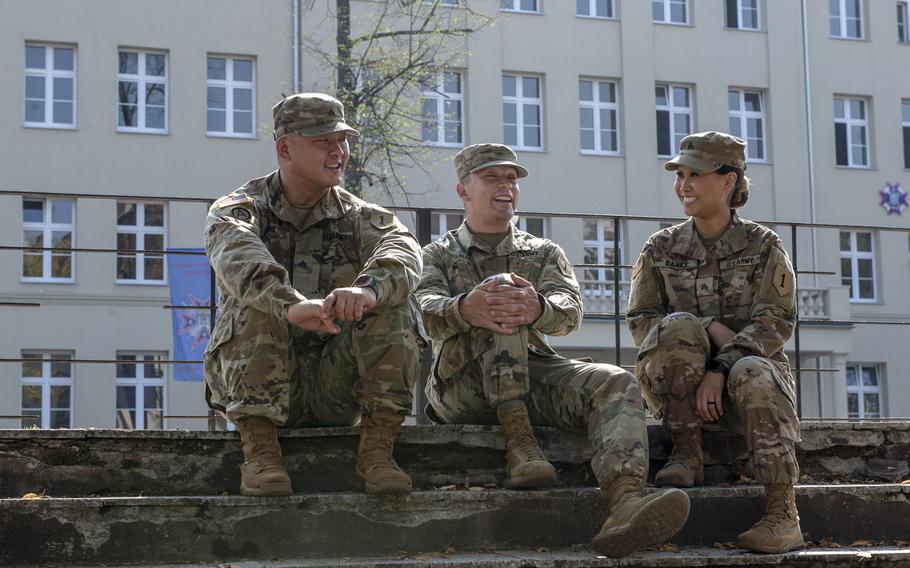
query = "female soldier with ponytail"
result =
(627, 132, 802, 553)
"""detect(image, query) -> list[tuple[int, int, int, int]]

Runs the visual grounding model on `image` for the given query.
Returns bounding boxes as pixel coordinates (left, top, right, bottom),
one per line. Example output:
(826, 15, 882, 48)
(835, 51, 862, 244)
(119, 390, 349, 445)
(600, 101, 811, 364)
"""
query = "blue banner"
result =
(167, 248, 214, 381)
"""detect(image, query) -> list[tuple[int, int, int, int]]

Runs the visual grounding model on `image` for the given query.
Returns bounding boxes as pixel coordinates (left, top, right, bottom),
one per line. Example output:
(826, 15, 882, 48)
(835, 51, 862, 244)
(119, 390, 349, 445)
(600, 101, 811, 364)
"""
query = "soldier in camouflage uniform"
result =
(416, 143, 690, 558)
(627, 131, 803, 553)
(204, 93, 424, 497)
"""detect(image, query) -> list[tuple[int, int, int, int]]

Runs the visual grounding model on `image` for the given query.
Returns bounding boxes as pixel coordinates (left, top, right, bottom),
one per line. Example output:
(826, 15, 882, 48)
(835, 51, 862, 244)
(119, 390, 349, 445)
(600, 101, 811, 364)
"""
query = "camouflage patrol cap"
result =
(272, 93, 360, 139)
(664, 131, 747, 173)
(454, 143, 529, 181)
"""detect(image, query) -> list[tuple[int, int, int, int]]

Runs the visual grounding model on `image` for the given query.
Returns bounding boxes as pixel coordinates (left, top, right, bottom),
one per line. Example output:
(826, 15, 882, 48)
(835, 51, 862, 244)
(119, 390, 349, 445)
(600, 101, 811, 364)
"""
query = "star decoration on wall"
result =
(879, 183, 908, 215)
(177, 294, 211, 349)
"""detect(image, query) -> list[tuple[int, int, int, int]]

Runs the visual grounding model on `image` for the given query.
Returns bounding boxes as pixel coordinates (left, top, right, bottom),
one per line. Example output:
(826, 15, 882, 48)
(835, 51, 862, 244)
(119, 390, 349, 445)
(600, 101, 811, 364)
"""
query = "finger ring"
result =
(707, 401, 717, 406)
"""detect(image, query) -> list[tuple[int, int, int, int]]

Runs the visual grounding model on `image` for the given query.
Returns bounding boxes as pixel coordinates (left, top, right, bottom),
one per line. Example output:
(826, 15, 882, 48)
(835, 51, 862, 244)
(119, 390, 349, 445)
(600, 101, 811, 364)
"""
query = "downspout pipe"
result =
(801, 0, 818, 286)
(293, 0, 301, 93)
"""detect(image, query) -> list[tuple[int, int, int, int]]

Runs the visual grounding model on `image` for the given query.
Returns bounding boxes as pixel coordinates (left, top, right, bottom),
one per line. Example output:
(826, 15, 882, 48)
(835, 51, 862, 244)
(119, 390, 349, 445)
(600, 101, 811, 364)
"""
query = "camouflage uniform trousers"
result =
(205, 299, 422, 427)
(427, 326, 648, 485)
(635, 312, 799, 485)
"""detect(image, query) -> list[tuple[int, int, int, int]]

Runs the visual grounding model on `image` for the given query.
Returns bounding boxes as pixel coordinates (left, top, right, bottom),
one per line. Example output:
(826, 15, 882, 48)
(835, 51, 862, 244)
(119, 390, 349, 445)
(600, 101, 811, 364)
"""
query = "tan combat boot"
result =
(235, 416, 292, 496)
(592, 476, 690, 558)
(356, 411, 412, 495)
(497, 401, 557, 489)
(654, 428, 704, 487)
(737, 484, 804, 553)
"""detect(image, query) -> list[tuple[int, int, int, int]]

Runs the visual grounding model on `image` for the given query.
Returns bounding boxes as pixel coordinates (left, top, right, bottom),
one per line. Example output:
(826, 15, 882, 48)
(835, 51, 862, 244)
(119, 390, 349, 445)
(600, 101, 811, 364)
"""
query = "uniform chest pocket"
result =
(320, 238, 359, 289)
(720, 267, 753, 318)
(448, 257, 479, 295)
(660, 267, 698, 312)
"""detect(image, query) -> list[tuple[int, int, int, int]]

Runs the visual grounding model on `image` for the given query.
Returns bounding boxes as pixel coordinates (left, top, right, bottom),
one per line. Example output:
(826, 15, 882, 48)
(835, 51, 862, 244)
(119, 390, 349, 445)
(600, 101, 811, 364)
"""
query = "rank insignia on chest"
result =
(696, 276, 713, 296)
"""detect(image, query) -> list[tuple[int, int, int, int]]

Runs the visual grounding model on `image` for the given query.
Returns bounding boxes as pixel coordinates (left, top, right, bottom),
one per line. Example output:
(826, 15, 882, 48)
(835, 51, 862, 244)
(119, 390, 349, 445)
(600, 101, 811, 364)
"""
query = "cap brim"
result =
(279, 122, 360, 137)
(469, 159, 529, 178)
(664, 154, 721, 174)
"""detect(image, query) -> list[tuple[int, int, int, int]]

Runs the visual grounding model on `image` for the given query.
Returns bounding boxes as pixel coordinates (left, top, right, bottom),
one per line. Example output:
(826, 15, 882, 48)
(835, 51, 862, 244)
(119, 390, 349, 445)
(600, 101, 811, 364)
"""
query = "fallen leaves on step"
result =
(655, 543, 680, 552)
(712, 542, 737, 550)
(21, 491, 46, 500)
(436, 484, 457, 491)
(733, 474, 754, 484)
(851, 539, 875, 547)
(413, 546, 456, 560)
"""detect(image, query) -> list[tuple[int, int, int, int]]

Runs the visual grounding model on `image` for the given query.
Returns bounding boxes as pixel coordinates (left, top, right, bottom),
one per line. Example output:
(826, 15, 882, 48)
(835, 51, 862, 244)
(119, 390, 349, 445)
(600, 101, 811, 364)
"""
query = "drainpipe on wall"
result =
(801, 0, 819, 287)
(293, 0, 301, 93)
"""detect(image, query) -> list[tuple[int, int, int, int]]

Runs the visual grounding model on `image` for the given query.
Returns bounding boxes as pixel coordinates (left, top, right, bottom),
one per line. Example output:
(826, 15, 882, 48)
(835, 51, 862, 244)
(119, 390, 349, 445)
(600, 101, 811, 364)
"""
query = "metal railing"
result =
(2, 189, 909, 424)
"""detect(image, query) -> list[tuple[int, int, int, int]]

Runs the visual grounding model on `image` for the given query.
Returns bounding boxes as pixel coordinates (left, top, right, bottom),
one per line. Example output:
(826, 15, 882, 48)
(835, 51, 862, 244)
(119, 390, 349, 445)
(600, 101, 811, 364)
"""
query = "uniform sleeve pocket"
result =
(205, 315, 234, 355)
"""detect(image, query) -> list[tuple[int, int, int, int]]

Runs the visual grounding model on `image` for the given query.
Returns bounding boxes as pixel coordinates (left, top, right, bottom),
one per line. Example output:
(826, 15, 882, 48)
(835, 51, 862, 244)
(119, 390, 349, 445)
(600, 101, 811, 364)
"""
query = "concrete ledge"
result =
(1, 422, 909, 497)
(114, 547, 910, 568)
(0, 485, 907, 565)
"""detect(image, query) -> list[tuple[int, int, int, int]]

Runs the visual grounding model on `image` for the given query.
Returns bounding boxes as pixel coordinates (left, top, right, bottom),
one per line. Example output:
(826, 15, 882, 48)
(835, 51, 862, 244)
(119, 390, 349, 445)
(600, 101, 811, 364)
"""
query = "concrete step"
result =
(1, 421, 908, 497)
(112, 547, 910, 568)
(1, 485, 908, 565)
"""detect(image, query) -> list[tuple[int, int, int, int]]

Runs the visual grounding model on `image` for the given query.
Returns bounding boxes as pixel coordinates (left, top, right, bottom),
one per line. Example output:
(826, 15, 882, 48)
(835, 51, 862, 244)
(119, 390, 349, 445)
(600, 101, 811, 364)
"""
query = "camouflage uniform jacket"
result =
(627, 214, 797, 402)
(416, 222, 581, 380)
(205, 171, 422, 335)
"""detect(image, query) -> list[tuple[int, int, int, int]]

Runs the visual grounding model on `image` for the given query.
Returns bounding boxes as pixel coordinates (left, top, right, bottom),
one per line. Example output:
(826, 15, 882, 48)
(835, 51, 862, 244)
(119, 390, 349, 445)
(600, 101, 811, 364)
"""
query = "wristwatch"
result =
(352, 275, 380, 301)
(706, 359, 730, 379)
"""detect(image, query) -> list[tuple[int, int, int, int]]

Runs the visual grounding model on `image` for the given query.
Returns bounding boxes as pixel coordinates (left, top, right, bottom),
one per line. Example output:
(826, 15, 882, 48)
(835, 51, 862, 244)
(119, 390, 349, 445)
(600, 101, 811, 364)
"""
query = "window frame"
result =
(500, 0, 541, 13)
(420, 70, 465, 147)
(903, 100, 910, 169)
(830, 0, 864, 40)
(24, 43, 77, 129)
(579, 78, 621, 156)
(725, 0, 761, 31)
(21, 198, 76, 283)
(655, 83, 693, 157)
(845, 363, 884, 418)
(115, 201, 168, 285)
(833, 96, 870, 168)
(581, 218, 623, 299)
(206, 55, 256, 138)
(728, 88, 767, 162)
(117, 49, 169, 134)
(576, 0, 615, 19)
(899, 1, 910, 43)
(115, 352, 167, 430)
(514, 216, 548, 238)
(502, 73, 544, 151)
(652, 0, 688, 25)
(839, 230, 877, 303)
(430, 212, 465, 242)
(20, 351, 74, 429)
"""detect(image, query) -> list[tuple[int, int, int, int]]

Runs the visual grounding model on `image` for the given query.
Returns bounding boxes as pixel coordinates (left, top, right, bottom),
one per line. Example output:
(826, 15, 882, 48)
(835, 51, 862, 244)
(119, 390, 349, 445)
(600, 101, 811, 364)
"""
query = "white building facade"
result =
(1, 0, 908, 429)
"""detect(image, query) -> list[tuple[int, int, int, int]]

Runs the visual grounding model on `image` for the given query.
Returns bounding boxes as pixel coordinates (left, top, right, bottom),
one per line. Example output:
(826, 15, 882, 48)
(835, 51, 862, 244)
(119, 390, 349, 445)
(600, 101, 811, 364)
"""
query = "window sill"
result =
(117, 128, 170, 136)
(423, 141, 464, 149)
(834, 165, 875, 171)
(115, 280, 169, 286)
(829, 35, 866, 42)
(580, 150, 622, 157)
(23, 123, 77, 131)
(206, 133, 258, 140)
(653, 21, 692, 27)
(576, 15, 618, 21)
(501, 9, 543, 15)
(21, 278, 75, 284)
(723, 26, 765, 33)
(513, 147, 546, 153)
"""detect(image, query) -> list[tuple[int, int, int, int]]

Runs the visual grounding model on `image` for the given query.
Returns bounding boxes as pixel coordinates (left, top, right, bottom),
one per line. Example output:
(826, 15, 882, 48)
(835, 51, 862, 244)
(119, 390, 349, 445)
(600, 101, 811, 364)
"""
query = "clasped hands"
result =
(459, 272, 543, 335)
(696, 320, 737, 423)
(286, 286, 377, 333)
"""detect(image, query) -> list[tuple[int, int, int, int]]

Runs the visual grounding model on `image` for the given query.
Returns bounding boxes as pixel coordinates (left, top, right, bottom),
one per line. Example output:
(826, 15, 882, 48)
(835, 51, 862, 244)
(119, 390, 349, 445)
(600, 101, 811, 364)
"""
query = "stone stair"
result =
(0, 421, 908, 566)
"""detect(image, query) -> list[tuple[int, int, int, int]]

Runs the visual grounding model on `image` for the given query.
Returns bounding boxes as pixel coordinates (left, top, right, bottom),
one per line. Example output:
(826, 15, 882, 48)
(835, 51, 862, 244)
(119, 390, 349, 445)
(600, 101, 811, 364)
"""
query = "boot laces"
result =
(361, 427, 397, 466)
(503, 413, 546, 461)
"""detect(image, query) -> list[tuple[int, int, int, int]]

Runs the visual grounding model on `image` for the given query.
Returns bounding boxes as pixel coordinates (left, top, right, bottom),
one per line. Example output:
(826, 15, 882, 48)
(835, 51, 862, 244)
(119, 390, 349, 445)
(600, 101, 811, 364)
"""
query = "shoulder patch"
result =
(632, 253, 644, 279)
(369, 206, 395, 230)
(231, 206, 252, 222)
(772, 263, 793, 297)
(557, 255, 574, 278)
(214, 193, 253, 209)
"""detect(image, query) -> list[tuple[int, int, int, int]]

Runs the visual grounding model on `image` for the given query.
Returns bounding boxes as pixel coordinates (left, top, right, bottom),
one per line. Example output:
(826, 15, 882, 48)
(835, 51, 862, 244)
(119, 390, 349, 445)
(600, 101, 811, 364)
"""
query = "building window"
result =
(655, 83, 692, 157)
(726, 0, 760, 30)
(840, 231, 876, 302)
(207, 56, 255, 137)
(430, 212, 464, 242)
(830, 0, 863, 39)
(514, 216, 547, 238)
(834, 97, 869, 167)
(503, 74, 543, 150)
(501, 0, 539, 12)
(420, 70, 464, 146)
(116, 202, 166, 283)
(22, 198, 75, 282)
(117, 50, 167, 132)
(579, 79, 620, 155)
(846, 364, 883, 418)
(577, 0, 614, 18)
(21, 351, 73, 428)
(116, 353, 166, 430)
(899, 1, 909, 42)
(728, 89, 766, 161)
(903, 101, 910, 168)
(582, 219, 622, 297)
(24, 44, 76, 128)
(653, 0, 688, 24)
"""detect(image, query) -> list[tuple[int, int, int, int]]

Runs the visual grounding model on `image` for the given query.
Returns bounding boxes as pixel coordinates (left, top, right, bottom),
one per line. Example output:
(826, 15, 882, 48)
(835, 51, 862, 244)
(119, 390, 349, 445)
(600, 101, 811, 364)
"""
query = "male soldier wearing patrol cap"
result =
(627, 131, 803, 553)
(415, 143, 690, 558)
(204, 93, 424, 496)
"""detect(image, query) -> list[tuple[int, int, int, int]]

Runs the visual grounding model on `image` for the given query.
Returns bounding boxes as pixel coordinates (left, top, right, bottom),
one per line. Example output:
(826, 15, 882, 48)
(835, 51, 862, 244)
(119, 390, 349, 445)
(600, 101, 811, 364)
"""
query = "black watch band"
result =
(706, 359, 730, 379)
(352, 275, 380, 300)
